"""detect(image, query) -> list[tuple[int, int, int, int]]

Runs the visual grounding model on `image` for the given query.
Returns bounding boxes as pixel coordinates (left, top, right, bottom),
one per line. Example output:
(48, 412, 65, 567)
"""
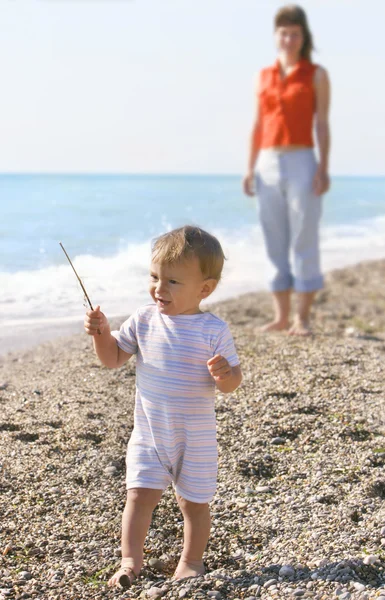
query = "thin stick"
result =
(59, 242, 101, 334)
(59, 242, 94, 310)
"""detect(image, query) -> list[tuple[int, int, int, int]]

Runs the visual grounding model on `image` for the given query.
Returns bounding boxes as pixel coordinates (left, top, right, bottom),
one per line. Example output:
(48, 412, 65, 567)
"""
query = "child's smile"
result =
(149, 257, 215, 316)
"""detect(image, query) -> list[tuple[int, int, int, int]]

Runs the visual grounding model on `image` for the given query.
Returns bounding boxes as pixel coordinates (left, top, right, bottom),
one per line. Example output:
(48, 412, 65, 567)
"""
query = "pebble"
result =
(362, 554, 379, 565)
(254, 486, 272, 493)
(264, 579, 278, 588)
(18, 572, 33, 581)
(352, 582, 366, 592)
(381, 526, 385, 536)
(271, 437, 286, 445)
(147, 587, 166, 599)
(279, 565, 295, 578)
(293, 590, 306, 597)
(148, 557, 166, 572)
(207, 592, 222, 599)
(344, 326, 357, 337)
(104, 466, 118, 476)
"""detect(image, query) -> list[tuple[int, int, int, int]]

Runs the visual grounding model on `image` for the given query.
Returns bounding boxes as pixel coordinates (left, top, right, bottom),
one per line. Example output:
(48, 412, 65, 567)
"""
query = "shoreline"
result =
(2, 257, 385, 359)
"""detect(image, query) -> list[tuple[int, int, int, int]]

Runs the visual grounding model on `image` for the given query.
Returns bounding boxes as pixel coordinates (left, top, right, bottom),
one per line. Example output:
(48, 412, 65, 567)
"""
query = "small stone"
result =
(352, 582, 365, 592)
(18, 572, 33, 581)
(293, 590, 306, 597)
(245, 486, 254, 494)
(2, 544, 12, 556)
(104, 466, 118, 476)
(148, 558, 166, 572)
(178, 589, 189, 599)
(279, 565, 295, 578)
(254, 486, 272, 494)
(344, 327, 357, 337)
(207, 592, 221, 599)
(380, 526, 385, 536)
(0, 383, 8, 390)
(339, 594, 350, 600)
(245, 597, 257, 600)
(362, 554, 379, 565)
(271, 437, 286, 445)
(264, 578, 277, 588)
(147, 587, 165, 599)
(113, 547, 122, 557)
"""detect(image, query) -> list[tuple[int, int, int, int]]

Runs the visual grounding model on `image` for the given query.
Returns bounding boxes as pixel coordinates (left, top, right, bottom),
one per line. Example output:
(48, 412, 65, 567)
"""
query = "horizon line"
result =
(1, 171, 384, 178)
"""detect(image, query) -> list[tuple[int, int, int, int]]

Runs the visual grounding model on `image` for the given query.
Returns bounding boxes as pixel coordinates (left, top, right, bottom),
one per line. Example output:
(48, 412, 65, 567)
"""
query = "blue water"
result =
(1, 174, 385, 327)
(2, 174, 385, 273)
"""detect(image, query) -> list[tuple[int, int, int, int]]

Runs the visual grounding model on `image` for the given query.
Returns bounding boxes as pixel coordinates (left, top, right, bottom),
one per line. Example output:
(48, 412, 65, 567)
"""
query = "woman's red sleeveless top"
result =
(258, 59, 317, 148)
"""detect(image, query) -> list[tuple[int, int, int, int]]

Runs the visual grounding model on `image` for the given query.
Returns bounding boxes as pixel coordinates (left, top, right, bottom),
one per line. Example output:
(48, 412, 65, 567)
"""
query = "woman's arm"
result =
(313, 66, 331, 195)
(243, 73, 262, 196)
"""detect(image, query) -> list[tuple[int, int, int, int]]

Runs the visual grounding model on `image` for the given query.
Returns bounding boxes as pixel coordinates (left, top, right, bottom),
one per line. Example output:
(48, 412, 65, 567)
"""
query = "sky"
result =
(0, 0, 384, 176)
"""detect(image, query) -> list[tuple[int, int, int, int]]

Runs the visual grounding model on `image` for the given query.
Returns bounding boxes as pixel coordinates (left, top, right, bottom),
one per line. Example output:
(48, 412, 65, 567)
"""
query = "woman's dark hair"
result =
(274, 4, 314, 61)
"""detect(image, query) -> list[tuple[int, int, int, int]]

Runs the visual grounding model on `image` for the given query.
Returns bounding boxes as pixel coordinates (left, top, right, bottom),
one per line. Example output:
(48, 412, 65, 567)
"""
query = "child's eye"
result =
(169, 279, 178, 284)
(150, 275, 158, 281)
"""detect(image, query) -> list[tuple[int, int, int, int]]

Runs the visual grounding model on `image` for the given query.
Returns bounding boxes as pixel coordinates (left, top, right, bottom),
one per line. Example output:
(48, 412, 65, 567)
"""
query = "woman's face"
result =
(275, 24, 304, 59)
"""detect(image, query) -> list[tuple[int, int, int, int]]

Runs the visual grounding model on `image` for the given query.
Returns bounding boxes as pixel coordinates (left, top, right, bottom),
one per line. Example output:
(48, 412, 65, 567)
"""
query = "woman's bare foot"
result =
(288, 318, 312, 337)
(259, 319, 289, 333)
(108, 562, 137, 588)
(174, 558, 205, 580)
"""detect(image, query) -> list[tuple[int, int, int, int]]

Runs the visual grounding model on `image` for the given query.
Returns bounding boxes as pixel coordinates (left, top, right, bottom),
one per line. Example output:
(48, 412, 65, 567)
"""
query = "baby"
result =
(84, 225, 242, 588)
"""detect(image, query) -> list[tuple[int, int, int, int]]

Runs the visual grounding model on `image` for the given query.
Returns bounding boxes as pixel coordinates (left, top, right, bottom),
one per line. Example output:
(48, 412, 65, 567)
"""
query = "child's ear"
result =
(201, 278, 218, 299)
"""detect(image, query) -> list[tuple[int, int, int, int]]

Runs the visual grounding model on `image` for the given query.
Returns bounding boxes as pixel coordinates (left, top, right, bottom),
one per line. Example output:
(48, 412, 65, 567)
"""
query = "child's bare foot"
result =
(259, 319, 289, 333)
(108, 561, 137, 588)
(174, 558, 205, 580)
(288, 318, 312, 337)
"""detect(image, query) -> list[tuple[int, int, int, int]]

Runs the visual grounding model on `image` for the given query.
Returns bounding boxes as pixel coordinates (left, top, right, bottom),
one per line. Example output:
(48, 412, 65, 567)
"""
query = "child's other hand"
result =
(84, 305, 108, 336)
(207, 354, 231, 381)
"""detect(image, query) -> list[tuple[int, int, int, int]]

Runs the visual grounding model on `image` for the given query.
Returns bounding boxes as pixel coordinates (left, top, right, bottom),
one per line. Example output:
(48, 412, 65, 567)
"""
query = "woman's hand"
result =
(313, 166, 330, 196)
(242, 172, 256, 196)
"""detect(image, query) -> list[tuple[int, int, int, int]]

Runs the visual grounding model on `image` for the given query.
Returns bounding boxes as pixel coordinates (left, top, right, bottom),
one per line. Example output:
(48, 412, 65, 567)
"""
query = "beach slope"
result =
(0, 260, 384, 599)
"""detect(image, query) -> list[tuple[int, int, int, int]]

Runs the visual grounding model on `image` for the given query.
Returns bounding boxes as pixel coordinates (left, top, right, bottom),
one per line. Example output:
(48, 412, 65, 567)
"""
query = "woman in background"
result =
(243, 4, 331, 336)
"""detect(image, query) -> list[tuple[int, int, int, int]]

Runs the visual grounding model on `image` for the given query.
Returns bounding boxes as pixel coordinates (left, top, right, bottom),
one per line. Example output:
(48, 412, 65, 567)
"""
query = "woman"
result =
(243, 4, 331, 336)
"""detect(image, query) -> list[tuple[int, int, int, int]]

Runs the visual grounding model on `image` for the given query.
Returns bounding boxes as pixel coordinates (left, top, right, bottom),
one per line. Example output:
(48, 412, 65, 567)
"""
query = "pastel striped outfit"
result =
(111, 304, 239, 503)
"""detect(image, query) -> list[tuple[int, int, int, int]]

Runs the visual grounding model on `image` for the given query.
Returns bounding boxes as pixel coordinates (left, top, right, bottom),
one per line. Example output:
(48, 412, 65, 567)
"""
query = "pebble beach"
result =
(1, 259, 384, 600)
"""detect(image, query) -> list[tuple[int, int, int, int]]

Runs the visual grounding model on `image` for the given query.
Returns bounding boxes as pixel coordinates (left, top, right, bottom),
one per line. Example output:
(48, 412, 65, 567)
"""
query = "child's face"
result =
(149, 257, 216, 316)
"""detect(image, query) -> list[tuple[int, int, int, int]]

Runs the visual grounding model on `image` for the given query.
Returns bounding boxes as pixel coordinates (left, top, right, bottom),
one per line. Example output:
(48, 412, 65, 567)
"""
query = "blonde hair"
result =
(274, 4, 314, 61)
(151, 225, 225, 281)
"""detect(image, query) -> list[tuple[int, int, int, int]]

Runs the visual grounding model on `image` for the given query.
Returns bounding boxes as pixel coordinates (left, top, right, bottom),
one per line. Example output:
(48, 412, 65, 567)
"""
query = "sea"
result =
(1, 174, 385, 354)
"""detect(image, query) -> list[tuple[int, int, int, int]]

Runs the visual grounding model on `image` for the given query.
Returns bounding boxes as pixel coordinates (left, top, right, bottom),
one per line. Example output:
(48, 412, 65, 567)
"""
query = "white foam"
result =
(1, 217, 384, 330)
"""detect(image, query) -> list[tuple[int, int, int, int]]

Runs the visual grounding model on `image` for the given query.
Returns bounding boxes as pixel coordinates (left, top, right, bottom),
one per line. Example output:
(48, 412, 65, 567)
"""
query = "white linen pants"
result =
(256, 148, 323, 293)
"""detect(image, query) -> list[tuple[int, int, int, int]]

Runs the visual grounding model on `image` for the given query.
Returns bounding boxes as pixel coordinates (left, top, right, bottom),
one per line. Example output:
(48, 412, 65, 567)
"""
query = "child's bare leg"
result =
(288, 291, 316, 336)
(260, 290, 291, 332)
(108, 488, 163, 587)
(174, 494, 210, 579)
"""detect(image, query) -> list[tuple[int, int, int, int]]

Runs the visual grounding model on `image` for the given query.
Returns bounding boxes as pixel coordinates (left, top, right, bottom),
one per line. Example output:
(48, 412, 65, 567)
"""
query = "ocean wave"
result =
(1, 217, 385, 326)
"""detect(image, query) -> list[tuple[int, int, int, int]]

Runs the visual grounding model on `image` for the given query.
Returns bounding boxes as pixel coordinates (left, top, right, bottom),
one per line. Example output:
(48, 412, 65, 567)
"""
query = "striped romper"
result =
(112, 304, 239, 504)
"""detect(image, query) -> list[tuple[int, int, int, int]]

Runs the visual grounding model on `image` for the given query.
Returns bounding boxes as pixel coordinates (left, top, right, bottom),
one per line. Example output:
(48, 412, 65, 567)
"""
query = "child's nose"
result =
(156, 280, 166, 294)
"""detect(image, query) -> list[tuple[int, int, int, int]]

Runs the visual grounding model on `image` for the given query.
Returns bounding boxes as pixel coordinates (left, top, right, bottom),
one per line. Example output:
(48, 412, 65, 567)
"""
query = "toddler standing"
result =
(84, 225, 242, 588)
